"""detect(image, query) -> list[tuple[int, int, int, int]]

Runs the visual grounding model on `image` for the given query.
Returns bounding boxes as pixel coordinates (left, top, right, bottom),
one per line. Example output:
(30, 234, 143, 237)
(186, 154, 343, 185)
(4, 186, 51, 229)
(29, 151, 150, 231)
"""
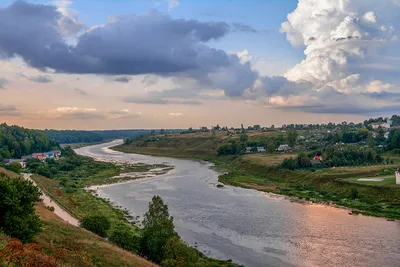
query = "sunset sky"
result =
(1, 0, 399, 130)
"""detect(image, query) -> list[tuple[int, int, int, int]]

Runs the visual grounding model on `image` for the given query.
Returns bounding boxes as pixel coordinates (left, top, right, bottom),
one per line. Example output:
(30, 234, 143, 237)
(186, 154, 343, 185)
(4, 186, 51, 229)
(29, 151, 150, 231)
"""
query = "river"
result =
(75, 140, 400, 267)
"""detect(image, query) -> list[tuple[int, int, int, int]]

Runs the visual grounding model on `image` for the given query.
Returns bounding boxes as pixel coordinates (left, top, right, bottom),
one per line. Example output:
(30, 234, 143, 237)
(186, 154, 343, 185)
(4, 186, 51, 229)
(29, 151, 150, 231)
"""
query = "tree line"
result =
(0, 123, 58, 160)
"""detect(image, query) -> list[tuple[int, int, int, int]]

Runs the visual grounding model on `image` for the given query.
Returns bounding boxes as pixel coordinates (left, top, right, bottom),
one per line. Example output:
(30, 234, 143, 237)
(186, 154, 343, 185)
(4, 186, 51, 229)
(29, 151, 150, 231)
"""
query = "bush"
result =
(0, 175, 42, 243)
(80, 215, 110, 238)
(109, 225, 141, 253)
(46, 206, 55, 212)
(350, 188, 359, 200)
(5, 162, 22, 174)
(281, 158, 298, 170)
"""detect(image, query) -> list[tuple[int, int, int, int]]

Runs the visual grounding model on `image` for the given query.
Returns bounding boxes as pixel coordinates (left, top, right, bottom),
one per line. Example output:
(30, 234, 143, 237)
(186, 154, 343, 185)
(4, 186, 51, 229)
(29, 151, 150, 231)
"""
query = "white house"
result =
(277, 144, 292, 153)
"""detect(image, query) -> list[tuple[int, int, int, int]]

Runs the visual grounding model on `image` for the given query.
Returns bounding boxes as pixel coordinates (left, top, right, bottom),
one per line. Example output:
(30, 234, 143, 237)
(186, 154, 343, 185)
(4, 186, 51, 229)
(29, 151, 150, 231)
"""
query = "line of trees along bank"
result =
(0, 123, 58, 160)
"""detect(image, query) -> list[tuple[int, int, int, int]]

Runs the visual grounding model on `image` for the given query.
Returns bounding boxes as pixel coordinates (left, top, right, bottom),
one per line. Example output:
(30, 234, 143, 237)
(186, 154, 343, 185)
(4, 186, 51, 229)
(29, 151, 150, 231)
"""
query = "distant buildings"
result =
(3, 150, 61, 169)
(277, 144, 293, 153)
(245, 147, 266, 153)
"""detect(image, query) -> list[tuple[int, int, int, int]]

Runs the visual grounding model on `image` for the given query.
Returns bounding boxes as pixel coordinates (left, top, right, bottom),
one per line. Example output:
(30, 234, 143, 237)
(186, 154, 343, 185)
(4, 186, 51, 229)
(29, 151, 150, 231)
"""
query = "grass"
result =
(34, 202, 157, 267)
(343, 176, 397, 186)
(0, 167, 157, 267)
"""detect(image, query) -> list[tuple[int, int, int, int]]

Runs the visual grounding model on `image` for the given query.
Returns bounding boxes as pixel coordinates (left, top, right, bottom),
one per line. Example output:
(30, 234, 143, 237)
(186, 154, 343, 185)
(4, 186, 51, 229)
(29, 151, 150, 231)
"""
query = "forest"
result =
(0, 123, 58, 160)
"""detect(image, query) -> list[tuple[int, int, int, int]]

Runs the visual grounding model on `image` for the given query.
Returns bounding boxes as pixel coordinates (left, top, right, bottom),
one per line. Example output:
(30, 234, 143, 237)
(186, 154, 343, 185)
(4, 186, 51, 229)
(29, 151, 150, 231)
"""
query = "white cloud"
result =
(168, 112, 183, 117)
(168, 0, 180, 10)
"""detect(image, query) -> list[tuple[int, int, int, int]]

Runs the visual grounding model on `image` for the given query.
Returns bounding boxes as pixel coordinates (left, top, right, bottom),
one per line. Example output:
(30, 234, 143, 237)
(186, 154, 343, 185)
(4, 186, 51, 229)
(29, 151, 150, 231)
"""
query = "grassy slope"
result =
(0, 167, 156, 267)
(114, 133, 400, 219)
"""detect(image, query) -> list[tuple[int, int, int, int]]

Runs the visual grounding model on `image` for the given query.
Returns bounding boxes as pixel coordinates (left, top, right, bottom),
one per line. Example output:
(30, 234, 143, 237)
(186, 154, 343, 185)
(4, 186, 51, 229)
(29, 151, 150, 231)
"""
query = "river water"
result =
(76, 140, 400, 267)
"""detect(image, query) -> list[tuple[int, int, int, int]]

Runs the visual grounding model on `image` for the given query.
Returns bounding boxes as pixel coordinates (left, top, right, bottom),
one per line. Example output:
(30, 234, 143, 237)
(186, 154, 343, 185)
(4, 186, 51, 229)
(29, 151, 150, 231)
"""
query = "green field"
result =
(343, 176, 397, 186)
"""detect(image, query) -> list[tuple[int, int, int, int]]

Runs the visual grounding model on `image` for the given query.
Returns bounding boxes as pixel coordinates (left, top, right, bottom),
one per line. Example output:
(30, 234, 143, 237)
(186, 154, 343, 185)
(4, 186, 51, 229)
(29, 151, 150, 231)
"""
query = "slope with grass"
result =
(0, 167, 156, 267)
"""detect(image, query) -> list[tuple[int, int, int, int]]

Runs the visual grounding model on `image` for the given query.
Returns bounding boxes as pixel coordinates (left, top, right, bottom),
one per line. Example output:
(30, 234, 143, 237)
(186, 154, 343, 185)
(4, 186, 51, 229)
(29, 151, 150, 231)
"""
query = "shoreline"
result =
(110, 144, 400, 220)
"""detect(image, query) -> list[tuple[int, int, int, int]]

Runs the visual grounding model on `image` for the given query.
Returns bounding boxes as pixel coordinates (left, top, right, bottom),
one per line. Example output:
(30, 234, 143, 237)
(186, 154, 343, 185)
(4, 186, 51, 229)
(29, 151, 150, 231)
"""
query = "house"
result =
(53, 150, 62, 158)
(384, 132, 390, 139)
(371, 122, 390, 130)
(21, 155, 33, 161)
(396, 167, 400, 185)
(277, 144, 292, 153)
(32, 153, 45, 161)
(43, 152, 55, 159)
(3, 159, 26, 169)
(310, 159, 322, 166)
(257, 147, 266, 153)
(246, 147, 266, 153)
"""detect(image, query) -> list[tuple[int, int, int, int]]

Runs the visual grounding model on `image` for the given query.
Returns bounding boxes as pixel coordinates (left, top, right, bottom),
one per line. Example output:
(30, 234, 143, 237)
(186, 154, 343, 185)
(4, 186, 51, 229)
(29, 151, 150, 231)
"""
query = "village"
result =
(2, 150, 62, 169)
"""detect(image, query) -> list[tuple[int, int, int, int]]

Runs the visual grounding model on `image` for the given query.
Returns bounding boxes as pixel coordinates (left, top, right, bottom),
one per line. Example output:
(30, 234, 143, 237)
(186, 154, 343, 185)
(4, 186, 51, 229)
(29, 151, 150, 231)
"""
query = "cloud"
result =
(142, 75, 159, 86)
(54, 0, 84, 36)
(231, 23, 259, 33)
(251, 0, 400, 114)
(124, 96, 201, 105)
(51, 107, 105, 120)
(168, 0, 180, 10)
(168, 112, 183, 117)
(74, 88, 87, 95)
(0, 78, 9, 89)
(113, 76, 131, 83)
(0, 104, 20, 116)
(0, 1, 257, 97)
(106, 109, 142, 119)
(28, 75, 52, 83)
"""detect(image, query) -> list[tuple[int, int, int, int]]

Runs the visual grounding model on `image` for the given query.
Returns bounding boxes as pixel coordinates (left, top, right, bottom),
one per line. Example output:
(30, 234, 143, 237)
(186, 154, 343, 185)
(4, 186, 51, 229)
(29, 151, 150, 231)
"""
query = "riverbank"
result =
(113, 142, 400, 220)
(29, 147, 239, 267)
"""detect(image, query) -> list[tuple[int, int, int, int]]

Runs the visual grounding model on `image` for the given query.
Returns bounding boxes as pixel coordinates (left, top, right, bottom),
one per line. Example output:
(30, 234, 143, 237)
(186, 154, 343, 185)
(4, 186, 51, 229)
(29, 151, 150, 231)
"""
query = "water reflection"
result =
(76, 141, 400, 267)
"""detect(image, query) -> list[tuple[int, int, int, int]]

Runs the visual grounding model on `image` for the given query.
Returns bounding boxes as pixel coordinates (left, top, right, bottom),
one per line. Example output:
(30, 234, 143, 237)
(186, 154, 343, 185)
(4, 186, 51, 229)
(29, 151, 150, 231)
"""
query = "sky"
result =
(0, 0, 399, 130)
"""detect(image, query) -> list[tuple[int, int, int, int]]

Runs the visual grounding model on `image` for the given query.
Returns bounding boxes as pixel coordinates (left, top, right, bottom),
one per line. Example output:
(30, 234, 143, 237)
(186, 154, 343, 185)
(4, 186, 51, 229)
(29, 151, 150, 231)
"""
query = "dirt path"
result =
(23, 174, 80, 227)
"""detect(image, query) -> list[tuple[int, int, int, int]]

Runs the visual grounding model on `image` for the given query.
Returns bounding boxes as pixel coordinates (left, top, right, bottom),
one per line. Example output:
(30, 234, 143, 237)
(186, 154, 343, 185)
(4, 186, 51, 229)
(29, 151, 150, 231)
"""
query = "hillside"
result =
(0, 167, 156, 267)
(0, 123, 58, 160)
(114, 131, 281, 159)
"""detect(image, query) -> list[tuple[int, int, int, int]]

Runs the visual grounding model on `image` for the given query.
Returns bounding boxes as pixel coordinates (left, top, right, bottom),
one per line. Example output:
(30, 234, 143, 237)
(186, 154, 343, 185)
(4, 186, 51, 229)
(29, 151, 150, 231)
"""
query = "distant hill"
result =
(44, 129, 155, 144)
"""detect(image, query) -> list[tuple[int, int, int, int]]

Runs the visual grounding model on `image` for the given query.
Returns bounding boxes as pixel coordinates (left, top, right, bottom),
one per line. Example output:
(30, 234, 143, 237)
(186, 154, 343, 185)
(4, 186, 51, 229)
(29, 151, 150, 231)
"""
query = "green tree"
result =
(239, 133, 249, 143)
(81, 215, 111, 238)
(0, 175, 42, 243)
(366, 132, 375, 148)
(141, 196, 176, 263)
(287, 130, 298, 147)
(5, 162, 22, 174)
(297, 152, 312, 168)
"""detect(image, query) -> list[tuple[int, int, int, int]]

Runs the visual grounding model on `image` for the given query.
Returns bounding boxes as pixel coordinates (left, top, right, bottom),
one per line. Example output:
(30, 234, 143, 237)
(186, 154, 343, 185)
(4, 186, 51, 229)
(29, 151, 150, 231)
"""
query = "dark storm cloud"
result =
(113, 77, 131, 83)
(0, 1, 258, 97)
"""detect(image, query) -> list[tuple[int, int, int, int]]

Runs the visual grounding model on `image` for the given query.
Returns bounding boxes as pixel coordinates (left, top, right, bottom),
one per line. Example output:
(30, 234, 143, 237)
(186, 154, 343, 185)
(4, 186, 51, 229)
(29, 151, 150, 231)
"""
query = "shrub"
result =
(0, 175, 42, 243)
(109, 225, 141, 253)
(80, 215, 110, 238)
(350, 188, 359, 200)
(281, 158, 298, 170)
(46, 206, 55, 212)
